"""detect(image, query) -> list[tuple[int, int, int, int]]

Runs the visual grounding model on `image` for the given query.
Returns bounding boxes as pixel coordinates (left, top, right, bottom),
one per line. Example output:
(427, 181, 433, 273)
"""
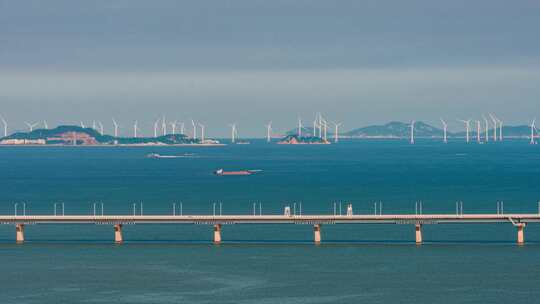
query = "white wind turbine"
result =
(332, 121, 342, 143)
(0, 115, 7, 137)
(489, 114, 498, 141)
(80, 121, 86, 128)
(322, 119, 328, 141)
(170, 121, 178, 135)
(297, 117, 303, 137)
(496, 116, 503, 141)
(458, 119, 471, 143)
(191, 119, 197, 139)
(179, 122, 185, 135)
(265, 121, 272, 142)
(475, 120, 481, 143)
(482, 115, 489, 143)
(161, 116, 167, 135)
(313, 119, 318, 137)
(440, 118, 448, 143)
(43, 121, 49, 129)
(229, 123, 237, 143)
(531, 118, 537, 145)
(133, 121, 139, 137)
(24, 121, 40, 132)
(98, 121, 104, 135)
(153, 118, 160, 137)
(410, 120, 415, 144)
(198, 123, 205, 142)
(112, 118, 120, 137)
(92, 120, 96, 130)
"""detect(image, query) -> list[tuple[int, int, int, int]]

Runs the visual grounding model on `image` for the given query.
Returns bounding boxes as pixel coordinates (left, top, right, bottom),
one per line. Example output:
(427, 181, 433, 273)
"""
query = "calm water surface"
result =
(0, 140, 539, 303)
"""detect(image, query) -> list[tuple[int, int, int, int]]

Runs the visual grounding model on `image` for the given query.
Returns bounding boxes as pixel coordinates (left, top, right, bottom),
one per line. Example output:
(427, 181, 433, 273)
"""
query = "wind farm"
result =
(0, 112, 538, 146)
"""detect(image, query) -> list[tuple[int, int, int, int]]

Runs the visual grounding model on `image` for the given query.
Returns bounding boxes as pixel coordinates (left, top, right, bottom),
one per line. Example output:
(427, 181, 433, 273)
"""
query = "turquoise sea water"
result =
(1, 140, 539, 303)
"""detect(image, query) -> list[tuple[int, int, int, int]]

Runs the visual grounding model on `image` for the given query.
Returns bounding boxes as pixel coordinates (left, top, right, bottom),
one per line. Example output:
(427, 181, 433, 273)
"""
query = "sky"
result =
(1, 0, 539, 137)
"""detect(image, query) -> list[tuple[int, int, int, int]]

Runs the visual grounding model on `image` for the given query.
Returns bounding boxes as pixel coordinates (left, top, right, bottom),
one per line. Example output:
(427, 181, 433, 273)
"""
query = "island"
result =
(0, 125, 223, 146)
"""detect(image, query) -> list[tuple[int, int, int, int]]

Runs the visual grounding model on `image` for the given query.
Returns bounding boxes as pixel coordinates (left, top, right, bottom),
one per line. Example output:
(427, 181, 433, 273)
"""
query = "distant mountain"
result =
(0, 125, 204, 145)
(343, 121, 443, 138)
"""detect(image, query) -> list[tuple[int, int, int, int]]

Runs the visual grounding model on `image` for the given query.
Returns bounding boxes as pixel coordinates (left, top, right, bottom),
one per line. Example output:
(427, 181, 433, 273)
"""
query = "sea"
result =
(0, 139, 539, 303)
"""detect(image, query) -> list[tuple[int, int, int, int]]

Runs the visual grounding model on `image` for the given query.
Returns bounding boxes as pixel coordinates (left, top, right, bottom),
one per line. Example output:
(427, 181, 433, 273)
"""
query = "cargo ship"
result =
(214, 169, 260, 176)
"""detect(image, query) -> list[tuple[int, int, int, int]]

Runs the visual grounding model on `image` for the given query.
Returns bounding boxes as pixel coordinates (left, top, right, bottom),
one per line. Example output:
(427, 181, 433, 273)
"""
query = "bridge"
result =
(1, 212, 538, 245)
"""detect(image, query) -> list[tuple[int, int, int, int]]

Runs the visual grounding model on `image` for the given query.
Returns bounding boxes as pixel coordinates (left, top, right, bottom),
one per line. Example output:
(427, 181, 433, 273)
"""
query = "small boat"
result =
(214, 169, 260, 176)
(147, 153, 196, 159)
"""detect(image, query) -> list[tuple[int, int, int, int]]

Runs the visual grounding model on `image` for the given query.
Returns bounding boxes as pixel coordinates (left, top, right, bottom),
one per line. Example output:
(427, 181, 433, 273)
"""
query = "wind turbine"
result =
(440, 118, 448, 143)
(410, 120, 415, 144)
(458, 119, 471, 143)
(313, 119, 318, 137)
(531, 118, 537, 145)
(161, 116, 167, 135)
(170, 121, 177, 135)
(179, 122, 185, 134)
(98, 121, 104, 135)
(229, 123, 237, 143)
(191, 119, 197, 139)
(482, 115, 489, 143)
(332, 121, 342, 143)
(43, 121, 49, 129)
(476, 120, 481, 143)
(0, 115, 7, 137)
(133, 121, 139, 137)
(265, 121, 272, 142)
(80, 121, 86, 128)
(489, 114, 498, 141)
(496, 117, 503, 141)
(198, 123, 205, 142)
(112, 118, 119, 137)
(24, 121, 39, 132)
(153, 119, 160, 137)
(92, 120, 96, 130)
(297, 117, 303, 137)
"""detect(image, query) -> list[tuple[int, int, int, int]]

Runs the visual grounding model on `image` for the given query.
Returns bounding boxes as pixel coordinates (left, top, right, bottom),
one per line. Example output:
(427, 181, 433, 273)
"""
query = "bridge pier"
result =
(517, 223, 526, 245)
(16, 224, 25, 244)
(314, 224, 321, 244)
(214, 224, 222, 244)
(415, 224, 422, 244)
(114, 224, 123, 244)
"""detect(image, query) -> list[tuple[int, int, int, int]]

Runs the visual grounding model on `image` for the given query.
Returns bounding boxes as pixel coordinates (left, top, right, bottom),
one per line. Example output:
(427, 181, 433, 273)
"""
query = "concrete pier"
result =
(114, 224, 123, 244)
(214, 224, 222, 244)
(415, 224, 422, 244)
(16, 224, 24, 244)
(517, 223, 525, 245)
(314, 224, 321, 244)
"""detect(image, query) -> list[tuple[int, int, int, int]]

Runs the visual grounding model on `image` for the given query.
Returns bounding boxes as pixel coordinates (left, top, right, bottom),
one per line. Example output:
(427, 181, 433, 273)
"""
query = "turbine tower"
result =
(482, 115, 489, 143)
(191, 119, 197, 139)
(297, 117, 303, 137)
(332, 121, 342, 143)
(265, 121, 272, 142)
(198, 123, 205, 142)
(458, 119, 471, 143)
(476, 120, 481, 143)
(80, 121, 86, 128)
(92, 120, 96, 130)
(112, 118, 119, 137)
(440, 118, 448, 143)
(133, 121, 139, 137)
(24, 121, 39, 132)
(98, 121, 104, 135)
(489, 114, 498, 141)
(170, 121, 177, 135)
(230, 123, 237, 143)
(410, 120, 415, 144)
(43, 121, 49, 129)
(0, 115, 7, 137)
(179, 122, 185, 134)
(153, 119, 159, 137)
(161, 116, 167, 136)
(531, 118, 537, 145)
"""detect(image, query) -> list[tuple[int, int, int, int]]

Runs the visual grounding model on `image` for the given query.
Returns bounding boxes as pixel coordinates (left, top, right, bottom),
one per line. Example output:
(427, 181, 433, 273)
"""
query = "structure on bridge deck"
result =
(2, 210, 538, 245)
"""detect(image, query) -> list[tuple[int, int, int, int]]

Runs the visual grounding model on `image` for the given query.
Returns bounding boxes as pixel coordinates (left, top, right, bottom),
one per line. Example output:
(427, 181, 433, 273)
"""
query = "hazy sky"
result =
(1, 0, 539, 136)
